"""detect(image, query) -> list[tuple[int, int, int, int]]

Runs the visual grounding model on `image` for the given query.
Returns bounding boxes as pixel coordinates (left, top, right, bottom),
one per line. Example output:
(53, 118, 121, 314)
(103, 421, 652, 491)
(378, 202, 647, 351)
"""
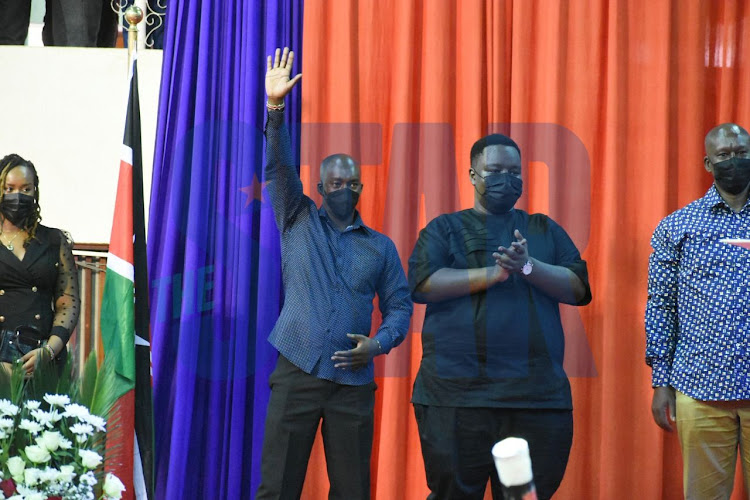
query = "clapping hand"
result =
(492, 230, 529, 273)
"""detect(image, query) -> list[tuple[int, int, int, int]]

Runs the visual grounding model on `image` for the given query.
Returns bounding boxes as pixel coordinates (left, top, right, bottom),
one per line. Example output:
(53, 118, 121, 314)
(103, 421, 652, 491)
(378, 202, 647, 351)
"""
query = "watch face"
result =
(522, 261, 533, 275)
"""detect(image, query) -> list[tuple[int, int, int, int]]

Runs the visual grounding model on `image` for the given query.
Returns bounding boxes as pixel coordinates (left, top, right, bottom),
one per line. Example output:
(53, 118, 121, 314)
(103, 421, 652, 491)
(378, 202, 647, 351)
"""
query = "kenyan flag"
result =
(100, 54, 154, 500)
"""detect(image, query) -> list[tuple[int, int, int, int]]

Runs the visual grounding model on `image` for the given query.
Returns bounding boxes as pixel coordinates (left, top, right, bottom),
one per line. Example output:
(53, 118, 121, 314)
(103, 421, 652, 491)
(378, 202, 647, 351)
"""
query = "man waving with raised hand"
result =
(256, 47, 413, 500)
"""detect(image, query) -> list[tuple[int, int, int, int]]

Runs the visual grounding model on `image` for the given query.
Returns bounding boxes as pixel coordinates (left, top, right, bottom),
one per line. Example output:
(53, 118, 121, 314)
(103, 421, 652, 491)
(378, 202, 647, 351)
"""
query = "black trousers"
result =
(414, 405, 573, 500)
(42, 0, 118, 47)
(0, 0, 117, 46)
(0, 0, 32, 45)
(256, 355, 376, 500)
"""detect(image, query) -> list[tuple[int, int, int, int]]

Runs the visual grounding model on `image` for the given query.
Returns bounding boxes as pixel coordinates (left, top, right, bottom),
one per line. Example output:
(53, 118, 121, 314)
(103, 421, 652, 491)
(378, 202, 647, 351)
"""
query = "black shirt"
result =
(408, 209, 591, 409)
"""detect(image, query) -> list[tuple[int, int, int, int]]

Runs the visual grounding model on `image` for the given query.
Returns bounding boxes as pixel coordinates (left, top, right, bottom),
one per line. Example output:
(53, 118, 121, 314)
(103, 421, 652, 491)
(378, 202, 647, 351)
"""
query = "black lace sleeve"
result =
(51, 231, 81, 344)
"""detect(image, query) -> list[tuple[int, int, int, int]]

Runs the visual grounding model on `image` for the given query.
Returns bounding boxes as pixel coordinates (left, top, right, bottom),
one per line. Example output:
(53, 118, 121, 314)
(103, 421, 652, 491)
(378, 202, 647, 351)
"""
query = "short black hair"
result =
(470, 134, 521, 167)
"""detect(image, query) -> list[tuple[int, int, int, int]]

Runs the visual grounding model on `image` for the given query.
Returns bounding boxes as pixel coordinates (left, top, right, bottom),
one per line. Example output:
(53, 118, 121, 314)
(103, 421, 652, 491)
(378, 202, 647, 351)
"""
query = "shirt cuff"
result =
(267, 108, 285, 121)
(648, 358, 671, 387)
(50, 325, 71, 345)
(373, 330, 393, 355)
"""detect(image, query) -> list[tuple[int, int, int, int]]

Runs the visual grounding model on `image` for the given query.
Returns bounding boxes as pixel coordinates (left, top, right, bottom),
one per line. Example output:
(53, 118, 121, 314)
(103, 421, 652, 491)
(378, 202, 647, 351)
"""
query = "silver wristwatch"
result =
(521, 259, 533, 276)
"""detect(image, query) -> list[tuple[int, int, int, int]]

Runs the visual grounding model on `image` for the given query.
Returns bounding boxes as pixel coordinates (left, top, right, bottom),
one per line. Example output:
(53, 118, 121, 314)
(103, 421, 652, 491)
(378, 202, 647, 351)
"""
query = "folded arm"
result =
(412, 266, 508, 303)
(493, 229, 588, 305)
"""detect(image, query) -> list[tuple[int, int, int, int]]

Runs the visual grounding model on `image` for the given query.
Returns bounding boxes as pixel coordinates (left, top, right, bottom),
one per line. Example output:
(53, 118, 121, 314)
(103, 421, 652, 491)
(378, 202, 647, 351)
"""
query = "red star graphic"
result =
(239, 174, 265, 207)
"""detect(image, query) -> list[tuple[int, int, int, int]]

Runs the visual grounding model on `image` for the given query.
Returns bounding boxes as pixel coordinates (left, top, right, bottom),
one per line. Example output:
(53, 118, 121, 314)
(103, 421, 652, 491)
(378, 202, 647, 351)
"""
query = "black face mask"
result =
(476, 173, 522, 214)
(1, 193, 36, 226)
(320, 186, 360, 220)
(712, 157, 750, 195)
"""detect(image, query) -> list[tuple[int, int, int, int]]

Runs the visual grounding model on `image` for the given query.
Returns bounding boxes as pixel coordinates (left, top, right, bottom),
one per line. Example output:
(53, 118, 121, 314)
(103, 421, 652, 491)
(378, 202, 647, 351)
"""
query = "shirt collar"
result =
(318, 206, 371, 234)
(702, 184, 750, 212)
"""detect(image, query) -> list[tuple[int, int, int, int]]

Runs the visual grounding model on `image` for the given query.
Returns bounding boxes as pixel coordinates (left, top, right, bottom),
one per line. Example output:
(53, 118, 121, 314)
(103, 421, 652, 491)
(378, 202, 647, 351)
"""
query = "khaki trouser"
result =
(676, 392, 750, 500)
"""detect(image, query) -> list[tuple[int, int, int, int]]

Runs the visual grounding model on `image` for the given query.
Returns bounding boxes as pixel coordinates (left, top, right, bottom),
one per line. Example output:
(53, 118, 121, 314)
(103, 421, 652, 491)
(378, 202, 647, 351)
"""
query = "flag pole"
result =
(125, 5, 143, 69)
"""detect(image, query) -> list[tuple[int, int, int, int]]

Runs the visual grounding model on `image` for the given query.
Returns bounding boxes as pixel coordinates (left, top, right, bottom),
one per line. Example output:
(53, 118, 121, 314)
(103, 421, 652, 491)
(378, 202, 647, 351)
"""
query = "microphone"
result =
(492, 437, 538, 500)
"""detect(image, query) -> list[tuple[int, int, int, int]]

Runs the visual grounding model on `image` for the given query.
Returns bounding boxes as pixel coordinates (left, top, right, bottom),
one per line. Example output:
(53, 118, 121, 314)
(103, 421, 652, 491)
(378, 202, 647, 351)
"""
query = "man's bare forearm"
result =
(413, 266, 507, 303)
(523, 258, 587, 305)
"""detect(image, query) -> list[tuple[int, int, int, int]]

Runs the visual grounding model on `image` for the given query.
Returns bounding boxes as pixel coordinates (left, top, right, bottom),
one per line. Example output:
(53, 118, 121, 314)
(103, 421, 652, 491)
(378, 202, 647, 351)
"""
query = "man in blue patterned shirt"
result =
(646, 123, 750, 498)
(256, 48, 413, 500)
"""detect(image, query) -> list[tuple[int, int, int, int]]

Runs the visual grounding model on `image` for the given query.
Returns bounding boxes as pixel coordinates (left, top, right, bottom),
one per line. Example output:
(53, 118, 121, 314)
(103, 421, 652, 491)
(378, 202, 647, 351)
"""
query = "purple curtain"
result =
(147, 1, 303, 498)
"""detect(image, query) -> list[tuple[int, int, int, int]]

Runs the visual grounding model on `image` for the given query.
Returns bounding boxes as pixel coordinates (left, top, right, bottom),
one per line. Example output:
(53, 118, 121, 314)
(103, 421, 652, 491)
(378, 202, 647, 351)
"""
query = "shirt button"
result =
(34, 314, 41, 320)
(0, 290, 4, 295)
(0, 316, 5, 323)
(31, 286, 38, 292)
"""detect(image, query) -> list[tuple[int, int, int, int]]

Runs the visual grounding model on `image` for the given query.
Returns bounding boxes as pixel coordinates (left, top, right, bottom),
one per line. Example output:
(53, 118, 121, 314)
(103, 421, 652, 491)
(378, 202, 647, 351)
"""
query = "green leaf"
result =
(55, 356, 74, 399)
(89, 355, 119, 420)
(26, 356, 64, 401)
(0, 361, 28, 404)
(79, 354, 99, 408)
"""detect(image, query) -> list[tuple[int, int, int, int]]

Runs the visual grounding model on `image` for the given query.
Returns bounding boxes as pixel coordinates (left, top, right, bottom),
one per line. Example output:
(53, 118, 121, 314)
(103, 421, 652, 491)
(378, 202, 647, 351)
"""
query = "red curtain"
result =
(298, 1, 750, 498)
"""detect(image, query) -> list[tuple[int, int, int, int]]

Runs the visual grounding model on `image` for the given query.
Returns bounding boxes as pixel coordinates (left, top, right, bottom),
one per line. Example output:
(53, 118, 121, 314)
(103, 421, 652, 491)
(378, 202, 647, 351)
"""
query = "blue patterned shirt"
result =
(645, 186, 750, 400)
(264, 110, 413, 385)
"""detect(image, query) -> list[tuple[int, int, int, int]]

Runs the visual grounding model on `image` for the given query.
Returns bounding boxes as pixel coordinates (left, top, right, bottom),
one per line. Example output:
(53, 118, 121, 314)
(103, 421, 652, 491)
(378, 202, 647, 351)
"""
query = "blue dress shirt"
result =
(646, 186, 750, 400)
(264, 110, 413, 385)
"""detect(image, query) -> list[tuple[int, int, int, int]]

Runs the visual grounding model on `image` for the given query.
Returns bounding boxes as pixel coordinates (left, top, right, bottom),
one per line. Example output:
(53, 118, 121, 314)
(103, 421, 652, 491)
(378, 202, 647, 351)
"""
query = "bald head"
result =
(320, 154, 359, 179)
(703, 123, 750, 198)
(705, 123, 750, 155)
(318, 153, 363, 199)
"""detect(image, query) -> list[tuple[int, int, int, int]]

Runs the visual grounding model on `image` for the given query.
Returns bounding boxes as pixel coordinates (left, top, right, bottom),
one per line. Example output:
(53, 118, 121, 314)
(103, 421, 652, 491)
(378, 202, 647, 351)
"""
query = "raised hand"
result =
(266, 47, 302, 104)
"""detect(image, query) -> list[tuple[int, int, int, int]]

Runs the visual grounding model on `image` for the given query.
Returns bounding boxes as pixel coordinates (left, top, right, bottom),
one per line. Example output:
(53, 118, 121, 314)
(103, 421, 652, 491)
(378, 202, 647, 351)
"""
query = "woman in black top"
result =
(0, 154, 80, 376)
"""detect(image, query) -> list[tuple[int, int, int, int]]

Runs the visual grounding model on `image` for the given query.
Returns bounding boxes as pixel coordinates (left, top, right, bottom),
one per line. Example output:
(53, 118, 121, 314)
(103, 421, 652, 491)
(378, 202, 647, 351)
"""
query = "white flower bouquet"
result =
(0, 357, 124, 500)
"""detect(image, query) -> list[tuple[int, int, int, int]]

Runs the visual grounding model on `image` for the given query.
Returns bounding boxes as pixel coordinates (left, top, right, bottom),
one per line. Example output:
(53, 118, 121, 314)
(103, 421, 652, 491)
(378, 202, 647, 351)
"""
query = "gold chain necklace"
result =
(0, 231, 22, 251)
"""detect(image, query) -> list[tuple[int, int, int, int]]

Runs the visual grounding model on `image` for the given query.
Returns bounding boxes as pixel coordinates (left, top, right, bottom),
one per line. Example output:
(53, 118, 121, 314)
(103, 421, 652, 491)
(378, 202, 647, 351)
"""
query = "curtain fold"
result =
(148, 1, 303, 498)
(299, 1, 750, 498)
